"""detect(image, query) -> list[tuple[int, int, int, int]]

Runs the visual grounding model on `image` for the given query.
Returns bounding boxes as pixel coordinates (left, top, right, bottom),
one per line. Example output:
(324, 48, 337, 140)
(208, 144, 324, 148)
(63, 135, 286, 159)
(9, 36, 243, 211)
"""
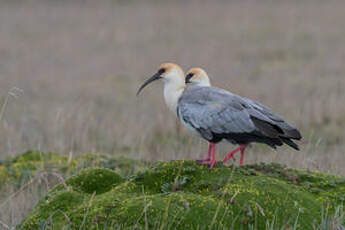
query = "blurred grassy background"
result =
(1, 0, 345, 172)
(1, 0, 345, 225)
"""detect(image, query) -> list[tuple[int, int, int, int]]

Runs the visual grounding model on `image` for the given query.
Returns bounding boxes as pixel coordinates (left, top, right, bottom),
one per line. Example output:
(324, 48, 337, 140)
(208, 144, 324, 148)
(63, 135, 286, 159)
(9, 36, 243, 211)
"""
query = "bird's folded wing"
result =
(178, 87, 256, 135)
(179, 86, 301, 140)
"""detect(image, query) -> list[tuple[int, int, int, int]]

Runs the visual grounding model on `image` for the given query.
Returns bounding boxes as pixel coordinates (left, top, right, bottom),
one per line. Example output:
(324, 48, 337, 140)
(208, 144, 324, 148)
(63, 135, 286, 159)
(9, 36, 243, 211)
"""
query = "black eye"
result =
(185, 73, 194, 83)
(186, 73, 194, 78)
(158, 68, 166, 75)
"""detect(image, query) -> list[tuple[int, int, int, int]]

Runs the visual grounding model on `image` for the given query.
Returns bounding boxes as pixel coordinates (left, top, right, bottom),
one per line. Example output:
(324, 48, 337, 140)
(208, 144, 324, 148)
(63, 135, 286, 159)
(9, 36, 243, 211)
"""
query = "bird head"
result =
(185, 68, 211, 87)
(137, 63, 185, 96)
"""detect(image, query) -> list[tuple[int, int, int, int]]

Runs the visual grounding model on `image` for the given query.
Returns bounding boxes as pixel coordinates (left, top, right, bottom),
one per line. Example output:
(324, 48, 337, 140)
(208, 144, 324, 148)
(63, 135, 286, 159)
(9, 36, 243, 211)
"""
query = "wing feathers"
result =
(178, 86, 302, 149)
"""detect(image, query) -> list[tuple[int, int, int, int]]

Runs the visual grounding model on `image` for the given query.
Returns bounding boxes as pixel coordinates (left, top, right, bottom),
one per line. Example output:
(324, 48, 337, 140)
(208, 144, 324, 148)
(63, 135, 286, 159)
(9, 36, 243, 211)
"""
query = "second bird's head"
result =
(137, 63, 185, 96)
(185, 68, 211, 87)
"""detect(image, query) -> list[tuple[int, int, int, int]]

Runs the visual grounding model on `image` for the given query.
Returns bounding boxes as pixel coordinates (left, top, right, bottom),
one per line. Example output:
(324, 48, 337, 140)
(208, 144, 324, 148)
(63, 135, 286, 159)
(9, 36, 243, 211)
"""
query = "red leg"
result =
(223, 144, 246, 165)
(196, 142, 212, 163)
(208, 143, 216, 169)
(239, 144, 246, 165)
(222, 146, 241, 163)
(199, 143, 217, 168)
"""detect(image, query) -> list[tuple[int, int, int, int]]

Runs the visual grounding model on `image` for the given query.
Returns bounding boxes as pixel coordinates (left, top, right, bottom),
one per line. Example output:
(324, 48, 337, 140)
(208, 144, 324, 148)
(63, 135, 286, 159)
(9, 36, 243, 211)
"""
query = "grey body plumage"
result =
(178, 85, 301, 150)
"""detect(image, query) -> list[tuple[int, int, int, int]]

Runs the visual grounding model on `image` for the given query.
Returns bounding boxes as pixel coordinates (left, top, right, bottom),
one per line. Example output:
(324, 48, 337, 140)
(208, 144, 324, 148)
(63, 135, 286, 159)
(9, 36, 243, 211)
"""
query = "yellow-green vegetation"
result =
(0, 151, 150, 189)
(19, 160, 345, 229)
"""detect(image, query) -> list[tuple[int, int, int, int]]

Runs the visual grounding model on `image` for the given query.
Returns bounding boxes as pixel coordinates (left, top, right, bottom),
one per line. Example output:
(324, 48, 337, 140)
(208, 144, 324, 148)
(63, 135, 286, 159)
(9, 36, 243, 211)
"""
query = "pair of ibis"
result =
(137, 63, 301, 168)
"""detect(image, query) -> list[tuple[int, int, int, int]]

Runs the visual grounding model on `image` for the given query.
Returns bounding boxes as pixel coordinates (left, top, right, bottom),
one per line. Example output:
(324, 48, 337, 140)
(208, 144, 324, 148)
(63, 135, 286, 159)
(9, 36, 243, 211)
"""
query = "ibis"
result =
(183, 68, 302, 167)
(137, 64, 302, 168)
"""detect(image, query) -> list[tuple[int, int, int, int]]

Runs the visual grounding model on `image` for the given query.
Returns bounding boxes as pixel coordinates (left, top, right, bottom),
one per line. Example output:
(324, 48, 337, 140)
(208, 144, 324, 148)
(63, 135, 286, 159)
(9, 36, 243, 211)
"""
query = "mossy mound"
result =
(65, 168, 123, 194)
(19, 161, 345, 229)
(0, 151, 149, 188)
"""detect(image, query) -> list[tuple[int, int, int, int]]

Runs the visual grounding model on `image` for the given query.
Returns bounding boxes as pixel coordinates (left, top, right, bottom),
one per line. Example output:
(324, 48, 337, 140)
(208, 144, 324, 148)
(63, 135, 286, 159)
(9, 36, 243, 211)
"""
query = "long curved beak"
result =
(136, 72, 162, 96)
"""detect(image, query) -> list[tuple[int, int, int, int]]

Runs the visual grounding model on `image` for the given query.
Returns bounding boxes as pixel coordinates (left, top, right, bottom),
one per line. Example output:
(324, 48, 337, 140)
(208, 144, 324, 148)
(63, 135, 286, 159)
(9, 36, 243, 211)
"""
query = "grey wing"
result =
(239, 96, 302, 140)
(178, 87, 256, 141)
(243, 98, 284, 122)
(180, 86, 301, 142)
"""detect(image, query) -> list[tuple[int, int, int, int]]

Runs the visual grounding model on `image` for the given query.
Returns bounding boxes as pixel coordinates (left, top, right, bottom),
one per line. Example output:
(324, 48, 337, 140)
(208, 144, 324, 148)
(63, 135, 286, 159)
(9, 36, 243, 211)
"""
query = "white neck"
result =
(164, 84, 184, 115)
(162, 70, 185, 115)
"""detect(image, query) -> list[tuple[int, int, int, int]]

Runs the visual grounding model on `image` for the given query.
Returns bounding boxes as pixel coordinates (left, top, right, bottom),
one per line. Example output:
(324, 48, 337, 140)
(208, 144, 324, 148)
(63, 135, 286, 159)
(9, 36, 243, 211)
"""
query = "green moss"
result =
(22, 190, 85, 230)
(75, 154, 150, 177)
(19, 160, 345, 229)
(0, 151, 73, 187)
(66, 168, 123, 194)
(12, 151, 68, 164)
(0, 151, 149, 188)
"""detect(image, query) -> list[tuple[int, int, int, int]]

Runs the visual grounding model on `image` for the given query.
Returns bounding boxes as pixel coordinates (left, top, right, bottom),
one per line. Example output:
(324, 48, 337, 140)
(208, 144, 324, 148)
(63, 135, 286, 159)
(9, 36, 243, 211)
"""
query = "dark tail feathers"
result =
(250, 116, 301, 150)
(281, 137, 299, 150)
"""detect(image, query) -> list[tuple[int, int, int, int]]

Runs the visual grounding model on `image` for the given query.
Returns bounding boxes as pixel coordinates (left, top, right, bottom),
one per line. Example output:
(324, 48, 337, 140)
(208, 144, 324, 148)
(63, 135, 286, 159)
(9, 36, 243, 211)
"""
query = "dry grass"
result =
(1, 0, 345, 227)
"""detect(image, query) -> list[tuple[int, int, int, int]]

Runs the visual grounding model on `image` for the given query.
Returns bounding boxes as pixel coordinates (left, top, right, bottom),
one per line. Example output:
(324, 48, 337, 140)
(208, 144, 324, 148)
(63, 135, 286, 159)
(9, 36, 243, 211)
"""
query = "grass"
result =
(0, 0, 345, 228)
(18, 160, 345, 229)
(0, 87, 23, 123)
